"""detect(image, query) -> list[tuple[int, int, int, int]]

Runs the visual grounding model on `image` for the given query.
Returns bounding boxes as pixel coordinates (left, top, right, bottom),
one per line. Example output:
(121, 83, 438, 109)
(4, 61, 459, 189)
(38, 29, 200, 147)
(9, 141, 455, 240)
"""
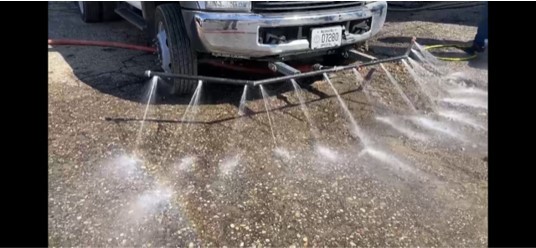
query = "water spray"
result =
(134, 76, 158, 152)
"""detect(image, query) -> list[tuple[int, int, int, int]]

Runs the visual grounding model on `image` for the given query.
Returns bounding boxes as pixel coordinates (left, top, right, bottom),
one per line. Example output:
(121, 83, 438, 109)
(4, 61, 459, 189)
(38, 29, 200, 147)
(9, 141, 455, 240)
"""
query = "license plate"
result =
(310, 26, 342, 50)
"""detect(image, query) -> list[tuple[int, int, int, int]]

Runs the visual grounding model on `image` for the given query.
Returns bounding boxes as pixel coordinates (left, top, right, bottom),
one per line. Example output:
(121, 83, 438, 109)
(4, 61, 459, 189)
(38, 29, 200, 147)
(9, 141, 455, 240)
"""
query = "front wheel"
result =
(154, 4, 198, 96)
(78, 1, 101, 23)
(77, 1, 119, 23)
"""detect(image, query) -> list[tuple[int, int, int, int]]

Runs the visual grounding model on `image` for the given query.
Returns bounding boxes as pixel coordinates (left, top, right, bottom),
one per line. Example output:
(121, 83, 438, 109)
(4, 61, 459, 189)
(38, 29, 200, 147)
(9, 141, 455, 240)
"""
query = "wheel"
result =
(77, 2, 119, 23)
(154, 4, 198, 95)
(101, 2, 120, 21)
(78, 1, 101, 23)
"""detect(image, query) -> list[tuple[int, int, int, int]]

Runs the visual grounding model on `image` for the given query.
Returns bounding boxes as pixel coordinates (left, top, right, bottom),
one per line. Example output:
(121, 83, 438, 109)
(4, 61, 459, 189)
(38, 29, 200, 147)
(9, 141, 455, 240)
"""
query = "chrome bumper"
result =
(182, 1, 387, 58)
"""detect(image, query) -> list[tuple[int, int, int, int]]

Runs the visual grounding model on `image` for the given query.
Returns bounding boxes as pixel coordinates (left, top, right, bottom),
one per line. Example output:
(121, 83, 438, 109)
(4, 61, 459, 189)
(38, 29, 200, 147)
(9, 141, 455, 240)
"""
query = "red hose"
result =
(48, 39, 156, 53)
(48, 39, 319, 74)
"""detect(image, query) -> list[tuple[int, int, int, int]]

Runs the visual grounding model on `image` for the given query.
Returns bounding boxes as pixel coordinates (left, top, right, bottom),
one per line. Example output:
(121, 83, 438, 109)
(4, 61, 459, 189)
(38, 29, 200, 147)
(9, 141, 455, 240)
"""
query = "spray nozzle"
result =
(144, 70, 152, 78)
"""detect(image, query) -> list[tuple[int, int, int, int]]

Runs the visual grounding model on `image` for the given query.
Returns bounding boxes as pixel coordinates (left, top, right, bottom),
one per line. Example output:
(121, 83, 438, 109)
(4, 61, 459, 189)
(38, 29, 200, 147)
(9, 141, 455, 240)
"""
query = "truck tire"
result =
(78, 1, 101, 23)
(154, 4, 198, 95)
(77, 2, 119, 23)
(101, 2, 120, 21)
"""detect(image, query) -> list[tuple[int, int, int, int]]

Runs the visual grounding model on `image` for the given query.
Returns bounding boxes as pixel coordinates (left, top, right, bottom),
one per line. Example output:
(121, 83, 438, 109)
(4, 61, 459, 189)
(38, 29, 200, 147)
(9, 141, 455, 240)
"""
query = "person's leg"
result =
(473, 3, 488, 51)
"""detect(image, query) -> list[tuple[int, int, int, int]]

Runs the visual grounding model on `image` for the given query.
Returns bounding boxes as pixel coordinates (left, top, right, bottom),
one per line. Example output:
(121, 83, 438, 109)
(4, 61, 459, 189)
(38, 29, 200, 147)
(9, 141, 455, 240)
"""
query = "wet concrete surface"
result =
(49, 2, 488, 247)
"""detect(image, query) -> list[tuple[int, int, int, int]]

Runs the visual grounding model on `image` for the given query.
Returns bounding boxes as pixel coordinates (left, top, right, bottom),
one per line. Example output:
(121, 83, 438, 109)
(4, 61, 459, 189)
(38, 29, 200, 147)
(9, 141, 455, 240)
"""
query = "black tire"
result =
(78, 1, 101, 23)
(101, 2, 120, 21)
(154, 4, 198, 95)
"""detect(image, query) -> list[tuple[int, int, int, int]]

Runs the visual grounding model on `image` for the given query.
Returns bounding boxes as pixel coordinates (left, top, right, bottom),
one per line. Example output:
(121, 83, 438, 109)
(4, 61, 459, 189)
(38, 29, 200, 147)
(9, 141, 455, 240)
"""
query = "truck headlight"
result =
(205, 1, 251, 11)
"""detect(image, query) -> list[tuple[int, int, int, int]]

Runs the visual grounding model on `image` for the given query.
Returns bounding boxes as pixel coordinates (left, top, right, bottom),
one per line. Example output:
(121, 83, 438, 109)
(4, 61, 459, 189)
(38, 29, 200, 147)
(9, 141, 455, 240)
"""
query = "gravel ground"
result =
(49, 2, 488, 247)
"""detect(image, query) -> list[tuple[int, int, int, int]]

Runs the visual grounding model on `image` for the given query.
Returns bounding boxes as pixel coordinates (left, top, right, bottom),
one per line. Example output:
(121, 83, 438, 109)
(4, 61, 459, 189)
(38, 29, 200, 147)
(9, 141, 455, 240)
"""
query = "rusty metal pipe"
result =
(145, 38, 416, 87)
(144, 55, 407, 87)
(144, 71, 255, 86)
(253, 54, 408, 86)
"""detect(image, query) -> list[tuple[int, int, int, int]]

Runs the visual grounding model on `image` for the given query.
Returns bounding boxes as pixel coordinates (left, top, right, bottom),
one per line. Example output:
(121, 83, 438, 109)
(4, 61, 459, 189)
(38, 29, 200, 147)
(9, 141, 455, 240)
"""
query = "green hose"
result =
(423, 44, 478, 62)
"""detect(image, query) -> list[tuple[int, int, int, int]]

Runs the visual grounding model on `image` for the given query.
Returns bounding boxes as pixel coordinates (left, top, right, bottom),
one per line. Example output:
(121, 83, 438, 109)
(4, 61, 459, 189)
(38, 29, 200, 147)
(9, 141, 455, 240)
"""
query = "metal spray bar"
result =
(145, 38, 416, 87)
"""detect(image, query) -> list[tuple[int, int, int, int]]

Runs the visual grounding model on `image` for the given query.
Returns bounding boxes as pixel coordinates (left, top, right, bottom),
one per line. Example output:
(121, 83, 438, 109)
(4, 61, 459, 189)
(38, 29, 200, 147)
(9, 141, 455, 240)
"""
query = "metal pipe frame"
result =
(145, 38, 416, 87)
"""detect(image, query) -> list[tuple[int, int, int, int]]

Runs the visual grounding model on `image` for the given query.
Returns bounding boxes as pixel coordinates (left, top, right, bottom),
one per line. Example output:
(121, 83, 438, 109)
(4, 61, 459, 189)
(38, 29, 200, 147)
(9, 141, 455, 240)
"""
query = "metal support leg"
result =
(268, 61, 301, 75)
(348, 49, 377, 61)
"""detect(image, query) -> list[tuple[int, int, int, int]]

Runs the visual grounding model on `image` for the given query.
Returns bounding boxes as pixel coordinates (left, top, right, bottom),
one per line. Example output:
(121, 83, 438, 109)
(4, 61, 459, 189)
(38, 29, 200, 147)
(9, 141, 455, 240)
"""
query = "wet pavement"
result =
(49, 2, 488, 247)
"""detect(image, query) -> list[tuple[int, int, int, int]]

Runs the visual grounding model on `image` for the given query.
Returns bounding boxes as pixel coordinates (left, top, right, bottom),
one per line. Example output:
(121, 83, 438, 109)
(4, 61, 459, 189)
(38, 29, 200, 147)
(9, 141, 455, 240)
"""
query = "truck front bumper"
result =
(181, 1, 387, 59)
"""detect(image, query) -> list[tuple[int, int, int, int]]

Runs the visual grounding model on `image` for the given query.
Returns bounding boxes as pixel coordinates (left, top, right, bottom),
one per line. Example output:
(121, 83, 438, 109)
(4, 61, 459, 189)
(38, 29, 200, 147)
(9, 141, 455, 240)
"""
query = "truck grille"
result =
(252, 1, 364, 13)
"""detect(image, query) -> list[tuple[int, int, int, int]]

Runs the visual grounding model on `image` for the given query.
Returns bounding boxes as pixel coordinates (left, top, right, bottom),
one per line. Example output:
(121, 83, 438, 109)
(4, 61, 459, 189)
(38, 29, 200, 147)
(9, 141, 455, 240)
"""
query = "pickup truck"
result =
(77, 1, 387, 95)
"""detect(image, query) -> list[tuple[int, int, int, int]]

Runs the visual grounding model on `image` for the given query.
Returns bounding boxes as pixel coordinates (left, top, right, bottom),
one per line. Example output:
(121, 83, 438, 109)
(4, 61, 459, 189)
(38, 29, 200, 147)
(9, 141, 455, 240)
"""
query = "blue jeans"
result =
(474, 3, 488, 48)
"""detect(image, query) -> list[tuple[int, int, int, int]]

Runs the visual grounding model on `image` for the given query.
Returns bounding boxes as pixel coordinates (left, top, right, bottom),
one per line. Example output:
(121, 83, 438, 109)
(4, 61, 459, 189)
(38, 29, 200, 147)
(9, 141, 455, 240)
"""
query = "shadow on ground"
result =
(386, 2, 485, 26)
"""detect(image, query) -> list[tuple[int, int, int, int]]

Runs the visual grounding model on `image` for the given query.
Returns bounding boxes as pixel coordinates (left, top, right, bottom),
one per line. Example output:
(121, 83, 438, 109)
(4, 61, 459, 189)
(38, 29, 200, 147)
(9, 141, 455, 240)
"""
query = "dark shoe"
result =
(472, 39, 486, 52)
(463, 46, 476, 55)
(463, 44, 485, 55)
(473, 44, 486, 53)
